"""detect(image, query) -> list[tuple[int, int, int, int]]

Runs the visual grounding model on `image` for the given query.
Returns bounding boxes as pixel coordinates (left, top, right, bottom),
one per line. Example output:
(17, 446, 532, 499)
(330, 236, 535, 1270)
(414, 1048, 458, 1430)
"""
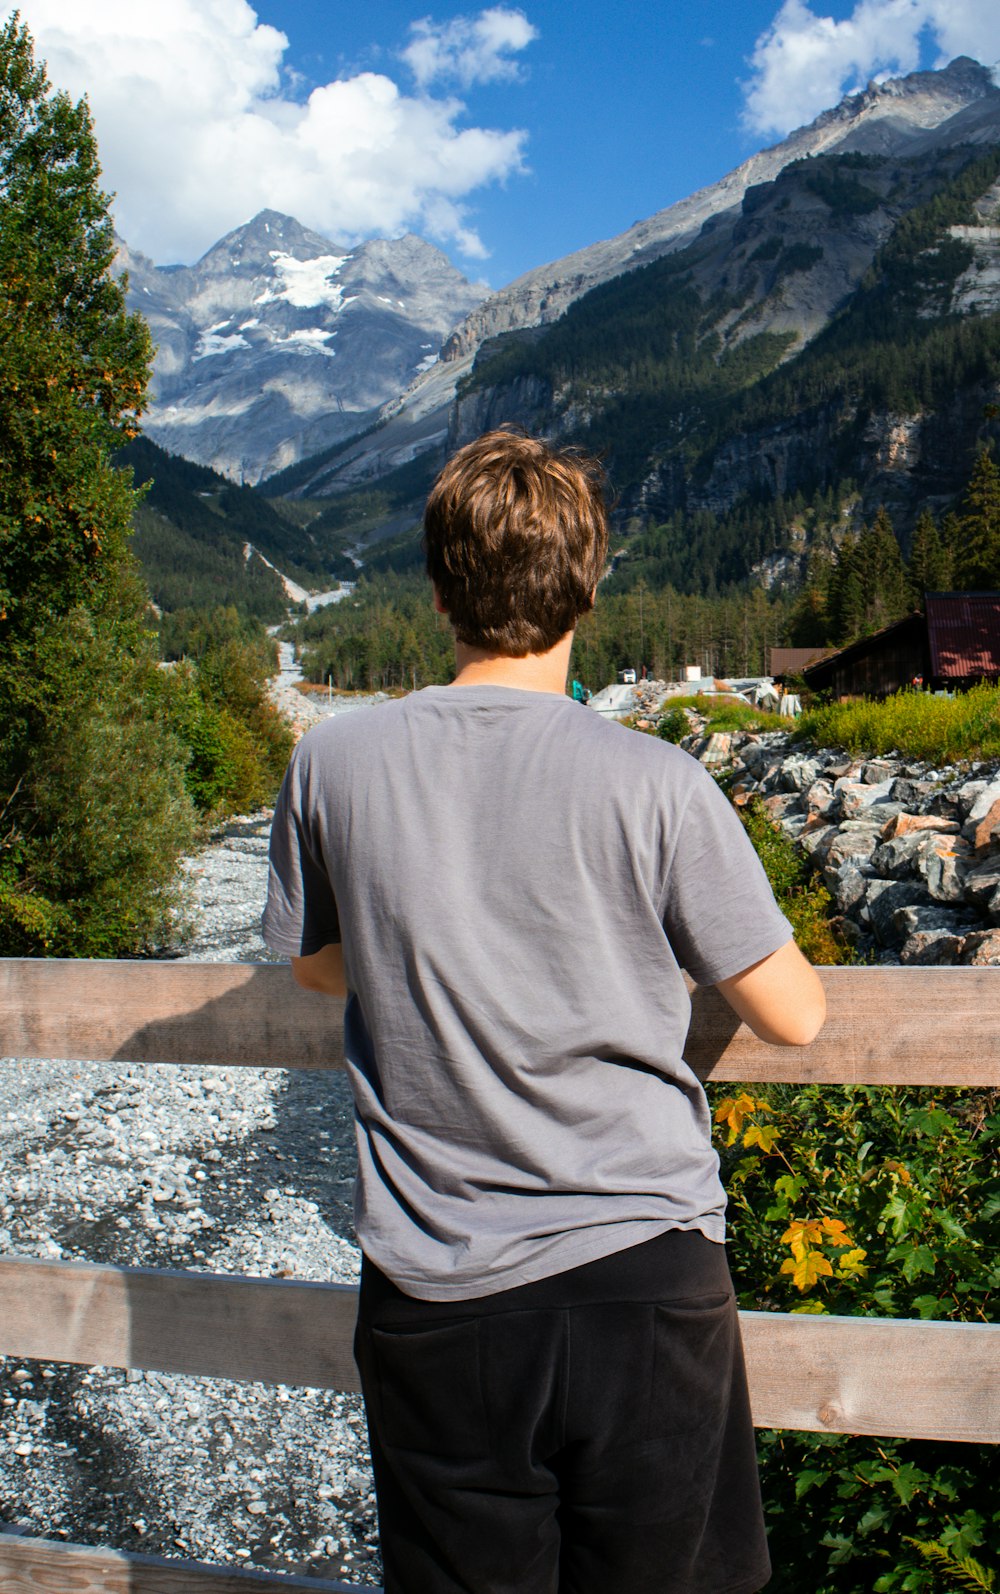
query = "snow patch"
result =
(255, 251, 350, 311)
(192, 330, 250, 361)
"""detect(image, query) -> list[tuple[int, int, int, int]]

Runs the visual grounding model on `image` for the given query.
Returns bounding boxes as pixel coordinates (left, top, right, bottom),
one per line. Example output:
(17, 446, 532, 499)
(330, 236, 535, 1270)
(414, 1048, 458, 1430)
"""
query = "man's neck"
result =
(450, 630, 574, 695)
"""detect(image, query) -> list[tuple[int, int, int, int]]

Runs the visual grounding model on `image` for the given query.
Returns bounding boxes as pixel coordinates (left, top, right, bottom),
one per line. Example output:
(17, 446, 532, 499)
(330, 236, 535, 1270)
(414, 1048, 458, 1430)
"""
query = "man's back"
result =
(264, 680, 790, 1300)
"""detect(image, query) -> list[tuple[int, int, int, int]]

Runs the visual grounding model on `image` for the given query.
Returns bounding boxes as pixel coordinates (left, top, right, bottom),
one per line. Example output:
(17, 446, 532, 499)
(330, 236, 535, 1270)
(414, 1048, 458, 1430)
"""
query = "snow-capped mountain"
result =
(117, 212, 487, 484)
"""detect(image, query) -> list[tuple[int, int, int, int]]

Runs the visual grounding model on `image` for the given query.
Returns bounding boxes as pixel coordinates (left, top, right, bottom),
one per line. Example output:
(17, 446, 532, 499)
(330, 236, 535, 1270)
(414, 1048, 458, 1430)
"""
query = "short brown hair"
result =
(423, 428, 608, 656)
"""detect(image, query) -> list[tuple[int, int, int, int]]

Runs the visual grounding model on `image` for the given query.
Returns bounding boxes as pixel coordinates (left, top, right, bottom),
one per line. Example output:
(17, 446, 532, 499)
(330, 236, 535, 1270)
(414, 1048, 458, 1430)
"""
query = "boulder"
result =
(894, 903, 976, 939)
(822, 824, 884, 889)
(799, 823, 838, 861)
(962, 857, 1000, 921)
(803, 779, 838, 821)
(969, 796, 1000, 857)
(899, 930, 968, 965)
(864, 879, 929, 945)
(835, 778, 895, 818)
(861, 758, 901, 785)
(690, 732, 733, 765)
(914, 833, 971, 903)
(780, 755, 823, 792)
(890, 777, 940, 808)
(871, 833, 930, 879)
(960, 928, 1000, 965)
(761, 792, 804, 823)
(879, 812, 958, 841)
(961, 778, 1000, 831)
(834, 865, 869, 916)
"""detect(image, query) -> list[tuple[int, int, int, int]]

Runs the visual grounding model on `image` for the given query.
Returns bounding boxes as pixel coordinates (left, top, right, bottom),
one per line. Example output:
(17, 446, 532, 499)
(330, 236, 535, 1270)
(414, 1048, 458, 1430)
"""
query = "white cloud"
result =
(5, 0, 533, 264)
(402, 6, 538, 89)
(744, 0, 1000, 137)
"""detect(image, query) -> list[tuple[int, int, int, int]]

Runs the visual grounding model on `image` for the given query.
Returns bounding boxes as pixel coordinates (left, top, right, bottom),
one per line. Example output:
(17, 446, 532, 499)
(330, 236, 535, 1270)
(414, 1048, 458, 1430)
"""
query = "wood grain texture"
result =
(0, 1531, 373, 1592)
(0, 960, 343, 1071)
(740, 1310, 1000, 1443)
(2, 959, 1000, 1082)
(0, 1256, 362, 1393)
(2, 1256, 997, 1442)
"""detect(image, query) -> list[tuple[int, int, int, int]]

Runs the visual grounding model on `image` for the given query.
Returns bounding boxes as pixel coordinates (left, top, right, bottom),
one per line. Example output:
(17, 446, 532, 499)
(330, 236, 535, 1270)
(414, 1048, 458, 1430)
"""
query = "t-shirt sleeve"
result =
(660, 760, 793, 986)
(261, 742, 341, 957)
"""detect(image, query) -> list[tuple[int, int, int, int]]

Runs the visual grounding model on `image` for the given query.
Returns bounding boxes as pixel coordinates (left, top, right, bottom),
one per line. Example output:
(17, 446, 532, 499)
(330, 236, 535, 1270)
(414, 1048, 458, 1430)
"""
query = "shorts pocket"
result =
(369, 1317, 489, 1457)
(647, 1292, 736, 1440)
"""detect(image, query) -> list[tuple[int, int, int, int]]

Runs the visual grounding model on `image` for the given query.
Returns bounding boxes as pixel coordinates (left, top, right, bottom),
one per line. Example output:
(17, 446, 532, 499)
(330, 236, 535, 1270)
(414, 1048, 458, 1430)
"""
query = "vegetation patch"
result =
(715, 788, 998, 1592)
(796, 682, 1000, 764)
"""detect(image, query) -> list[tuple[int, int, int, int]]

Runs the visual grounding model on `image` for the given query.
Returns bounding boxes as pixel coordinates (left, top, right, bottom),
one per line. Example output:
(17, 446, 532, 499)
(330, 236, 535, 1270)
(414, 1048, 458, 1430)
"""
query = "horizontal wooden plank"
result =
(1, 1256, 997, 1442)
(2, 959, 1000, 1083)
(0, 1530, 373, 1593)
(0, 1256, 361, 1393)
(0, 960, 343, 1072)
(740, 1310, 1000, 1444)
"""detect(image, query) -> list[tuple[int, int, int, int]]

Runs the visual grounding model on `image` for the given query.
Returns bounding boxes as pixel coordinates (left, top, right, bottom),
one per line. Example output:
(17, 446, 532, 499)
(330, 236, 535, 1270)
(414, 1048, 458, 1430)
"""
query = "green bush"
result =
(720, 799, 999, 1591)
(656, 706, 690, 743)
(1, 602, 196, 955)
(161, 637, 293, 817)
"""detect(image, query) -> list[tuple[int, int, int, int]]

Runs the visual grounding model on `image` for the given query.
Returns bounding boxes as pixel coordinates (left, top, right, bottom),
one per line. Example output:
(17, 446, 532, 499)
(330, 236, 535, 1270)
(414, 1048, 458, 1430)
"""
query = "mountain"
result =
(118, 212, 487, 485)
(122, 436, 355, 623)
(292, 56, 1000, 500)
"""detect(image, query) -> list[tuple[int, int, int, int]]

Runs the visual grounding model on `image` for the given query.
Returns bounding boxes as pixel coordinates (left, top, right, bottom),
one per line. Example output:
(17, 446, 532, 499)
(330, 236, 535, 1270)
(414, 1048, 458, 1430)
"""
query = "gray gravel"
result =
(0, 806, 382, 1585)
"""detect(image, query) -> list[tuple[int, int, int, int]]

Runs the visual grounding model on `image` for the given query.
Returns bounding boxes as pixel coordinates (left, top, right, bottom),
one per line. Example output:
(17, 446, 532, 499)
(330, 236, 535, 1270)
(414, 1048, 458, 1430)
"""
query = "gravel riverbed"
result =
(0, 702, 388, 1581)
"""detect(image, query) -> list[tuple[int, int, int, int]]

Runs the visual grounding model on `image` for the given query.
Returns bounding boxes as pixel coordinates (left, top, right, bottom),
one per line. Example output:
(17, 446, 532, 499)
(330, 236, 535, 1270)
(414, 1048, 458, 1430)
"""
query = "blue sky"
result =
(7, 0, 1000, 287)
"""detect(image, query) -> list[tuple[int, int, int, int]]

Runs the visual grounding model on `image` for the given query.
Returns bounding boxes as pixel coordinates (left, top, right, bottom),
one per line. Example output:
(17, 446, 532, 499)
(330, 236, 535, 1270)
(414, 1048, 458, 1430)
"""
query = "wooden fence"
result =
(0, 959, 998, 1593)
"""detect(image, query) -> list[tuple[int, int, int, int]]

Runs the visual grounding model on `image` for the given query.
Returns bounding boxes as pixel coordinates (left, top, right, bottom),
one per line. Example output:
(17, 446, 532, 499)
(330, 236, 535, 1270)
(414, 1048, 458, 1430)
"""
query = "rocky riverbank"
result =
(686, 726, 1000, 966)
(0, 815, 382, 1583)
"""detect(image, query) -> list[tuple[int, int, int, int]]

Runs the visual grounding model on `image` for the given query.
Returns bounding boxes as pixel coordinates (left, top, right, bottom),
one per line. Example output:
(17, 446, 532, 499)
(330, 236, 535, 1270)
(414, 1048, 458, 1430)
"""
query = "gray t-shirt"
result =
(263, 684, 792, 1300)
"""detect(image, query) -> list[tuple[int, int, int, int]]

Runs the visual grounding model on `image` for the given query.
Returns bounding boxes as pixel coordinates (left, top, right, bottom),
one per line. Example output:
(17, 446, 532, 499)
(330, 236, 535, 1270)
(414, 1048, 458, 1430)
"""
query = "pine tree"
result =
(956, 447, 1000, 590)
(0, 18, 194, 954)
(907, 509, 953, 603)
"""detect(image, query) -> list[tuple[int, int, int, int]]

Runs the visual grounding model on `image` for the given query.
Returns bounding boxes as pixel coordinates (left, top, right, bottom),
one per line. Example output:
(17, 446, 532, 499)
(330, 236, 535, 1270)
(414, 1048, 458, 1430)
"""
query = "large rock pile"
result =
(687, 730, 1000, 966)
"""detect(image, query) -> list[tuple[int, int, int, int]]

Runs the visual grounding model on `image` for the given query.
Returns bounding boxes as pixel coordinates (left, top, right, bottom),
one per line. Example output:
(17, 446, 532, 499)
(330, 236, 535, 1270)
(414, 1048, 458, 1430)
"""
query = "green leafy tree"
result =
(0, 17, 196, 954)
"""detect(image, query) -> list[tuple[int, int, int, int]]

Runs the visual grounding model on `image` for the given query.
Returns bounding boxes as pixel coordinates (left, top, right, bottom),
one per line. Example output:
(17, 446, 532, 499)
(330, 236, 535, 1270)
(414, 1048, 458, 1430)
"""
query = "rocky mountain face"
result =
(446, 56, 1000, 358)
(118, 212, 486, 485)
(293, 56, 1000, 500)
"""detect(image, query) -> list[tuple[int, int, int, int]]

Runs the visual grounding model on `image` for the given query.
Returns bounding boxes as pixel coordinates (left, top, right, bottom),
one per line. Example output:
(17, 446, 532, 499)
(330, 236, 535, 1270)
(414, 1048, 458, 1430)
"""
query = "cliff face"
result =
(440, 56, 1000, 359)
(294, 57, 1000, 505)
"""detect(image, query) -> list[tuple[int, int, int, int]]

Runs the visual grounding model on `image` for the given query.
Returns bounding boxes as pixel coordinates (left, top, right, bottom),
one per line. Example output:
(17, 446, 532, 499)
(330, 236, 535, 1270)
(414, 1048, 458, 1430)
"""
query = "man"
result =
(263, 428, 826, 1594)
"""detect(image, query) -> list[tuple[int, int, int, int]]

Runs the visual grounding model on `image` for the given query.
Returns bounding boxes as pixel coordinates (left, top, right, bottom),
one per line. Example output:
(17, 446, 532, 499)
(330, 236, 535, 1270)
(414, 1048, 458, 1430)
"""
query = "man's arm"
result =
(714, 939, 826, 1047)
(291, 943, 347, 998)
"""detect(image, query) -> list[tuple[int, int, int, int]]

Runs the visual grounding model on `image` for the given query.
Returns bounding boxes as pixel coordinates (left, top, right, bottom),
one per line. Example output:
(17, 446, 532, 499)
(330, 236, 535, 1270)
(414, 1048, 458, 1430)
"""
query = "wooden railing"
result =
(1, 959, 998, 1593)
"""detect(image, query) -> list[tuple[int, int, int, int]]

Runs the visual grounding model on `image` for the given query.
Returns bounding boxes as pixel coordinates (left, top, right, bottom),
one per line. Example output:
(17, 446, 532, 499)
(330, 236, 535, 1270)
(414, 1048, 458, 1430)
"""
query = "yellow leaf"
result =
(837, 1248, 869, 1277)
(781, 1218, 824, 1250)
(821, 1218, 854, 1247)
(743, 1124, 781, 1153)
(781, 1251, 834, 1291)
(714, 1092, 756, 1142)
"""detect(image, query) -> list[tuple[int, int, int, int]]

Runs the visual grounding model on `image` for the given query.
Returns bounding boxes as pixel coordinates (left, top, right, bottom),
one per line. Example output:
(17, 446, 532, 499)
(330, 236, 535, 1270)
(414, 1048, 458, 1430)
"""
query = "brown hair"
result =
(423, 428, 608, 656)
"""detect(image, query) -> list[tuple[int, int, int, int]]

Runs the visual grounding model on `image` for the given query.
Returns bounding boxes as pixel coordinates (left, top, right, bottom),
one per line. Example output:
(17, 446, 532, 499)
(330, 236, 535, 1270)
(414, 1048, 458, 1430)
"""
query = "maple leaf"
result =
(821, 1218, 854, 1247)
(781, 1251, 834, 1291)
(714, 1092, 759, 1143)
(744, 1123, 781, 1154)
(782, 1218, 825, 1255)
(837, 1247, 869, 1278)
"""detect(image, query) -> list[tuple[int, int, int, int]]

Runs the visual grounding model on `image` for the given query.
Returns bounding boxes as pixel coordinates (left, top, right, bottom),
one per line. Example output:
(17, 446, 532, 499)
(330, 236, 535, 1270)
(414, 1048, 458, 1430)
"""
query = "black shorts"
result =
(354, 1228, 771, 1594)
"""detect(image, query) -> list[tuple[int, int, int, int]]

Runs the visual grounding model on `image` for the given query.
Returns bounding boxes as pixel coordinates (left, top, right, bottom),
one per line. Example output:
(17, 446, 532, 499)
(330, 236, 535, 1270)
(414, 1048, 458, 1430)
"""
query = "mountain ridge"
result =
(118, 214, 487, 486)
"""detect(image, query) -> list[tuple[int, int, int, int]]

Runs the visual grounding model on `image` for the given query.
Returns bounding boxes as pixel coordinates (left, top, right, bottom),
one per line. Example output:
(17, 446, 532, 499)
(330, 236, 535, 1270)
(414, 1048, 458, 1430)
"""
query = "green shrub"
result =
(719, 798, 999, 1592)
(657, 706, 690, 743)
